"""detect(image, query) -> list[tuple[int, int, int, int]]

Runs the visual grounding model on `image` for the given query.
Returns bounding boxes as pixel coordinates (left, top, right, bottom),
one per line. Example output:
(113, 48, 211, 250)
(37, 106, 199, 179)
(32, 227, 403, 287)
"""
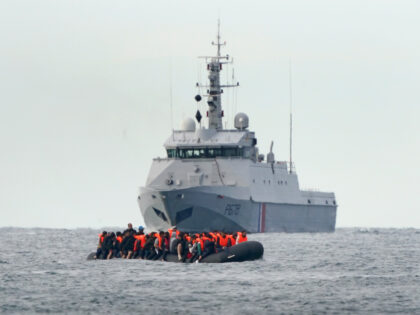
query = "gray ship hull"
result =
(139, 186, 336, 233)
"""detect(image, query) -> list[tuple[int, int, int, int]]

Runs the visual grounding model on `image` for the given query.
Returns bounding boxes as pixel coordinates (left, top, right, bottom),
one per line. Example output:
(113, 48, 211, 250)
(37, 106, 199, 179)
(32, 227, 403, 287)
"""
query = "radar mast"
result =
(197, 20, 239, 130)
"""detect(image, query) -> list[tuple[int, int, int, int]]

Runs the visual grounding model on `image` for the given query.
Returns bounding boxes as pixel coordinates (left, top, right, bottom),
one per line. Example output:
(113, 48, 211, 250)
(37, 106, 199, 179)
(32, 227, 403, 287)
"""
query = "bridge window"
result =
(167, 147, 244, 159)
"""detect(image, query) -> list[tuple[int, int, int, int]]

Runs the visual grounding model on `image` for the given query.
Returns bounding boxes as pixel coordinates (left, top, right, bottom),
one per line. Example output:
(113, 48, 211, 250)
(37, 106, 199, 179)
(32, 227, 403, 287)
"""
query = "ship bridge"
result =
(164, 127, 257, 160)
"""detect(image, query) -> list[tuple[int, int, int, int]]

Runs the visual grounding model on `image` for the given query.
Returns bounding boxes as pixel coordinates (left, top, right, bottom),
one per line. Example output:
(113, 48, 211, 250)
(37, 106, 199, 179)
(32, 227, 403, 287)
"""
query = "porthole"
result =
(307, 199, 311, 204)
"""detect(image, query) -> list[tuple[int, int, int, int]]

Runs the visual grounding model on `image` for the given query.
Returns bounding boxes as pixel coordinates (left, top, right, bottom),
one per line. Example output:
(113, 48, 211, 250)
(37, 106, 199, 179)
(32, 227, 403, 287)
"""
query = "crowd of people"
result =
(94, 223, 248, 263)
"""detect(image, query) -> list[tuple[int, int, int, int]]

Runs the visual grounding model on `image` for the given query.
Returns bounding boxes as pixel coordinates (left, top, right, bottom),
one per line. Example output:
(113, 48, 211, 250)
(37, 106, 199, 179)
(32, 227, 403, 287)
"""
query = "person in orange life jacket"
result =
(237, 231, 248, 243)
(116, 231, 123, 244)
(140, 234, 154, 259)
(152, 231, 165, 260)
(227, 233, 236, 247)
(199, 232, 215, 261)
(94, 231, 108, 259)
(216, 232, 229, 250)
(133, 231, 146, 259)
(168, 226, 179, 240)
(145, 232, 158, 260)
(209, 231, 219, 247)
(232, 232, 238, 245)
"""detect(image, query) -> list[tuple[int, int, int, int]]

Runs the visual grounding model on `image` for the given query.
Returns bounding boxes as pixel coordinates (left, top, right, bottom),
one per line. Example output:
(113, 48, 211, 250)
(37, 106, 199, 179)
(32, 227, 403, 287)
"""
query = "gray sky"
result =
(1, 0, 419, 228)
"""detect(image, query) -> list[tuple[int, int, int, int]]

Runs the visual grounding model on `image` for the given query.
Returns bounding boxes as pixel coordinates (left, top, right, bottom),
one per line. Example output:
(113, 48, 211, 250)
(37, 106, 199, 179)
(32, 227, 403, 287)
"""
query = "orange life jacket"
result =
(139, 235, 146, 248)
(209, 232, 218, 243)
(237, 233, 248, 243)
(98, 234, 105, 244)
(202, 236, 211, 243)
(219, 235, 228, 247)
(168, 229, 180, 240)
(116, 236, 123, 243)
(134, 235, 143, 240)
(227, 235, 236, 246)
(185, 235, 191, 242)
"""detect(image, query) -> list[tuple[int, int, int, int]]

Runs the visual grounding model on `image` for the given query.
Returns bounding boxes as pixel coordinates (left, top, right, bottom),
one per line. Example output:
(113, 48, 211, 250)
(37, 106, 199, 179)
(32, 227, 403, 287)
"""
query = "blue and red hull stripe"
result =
(258, 203, 266, 232)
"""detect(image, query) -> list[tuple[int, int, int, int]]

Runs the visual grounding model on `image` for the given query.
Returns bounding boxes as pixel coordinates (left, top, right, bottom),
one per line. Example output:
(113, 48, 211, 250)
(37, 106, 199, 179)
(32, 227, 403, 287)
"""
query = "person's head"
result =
(138, 225, 144, 231)
(110, 232, 115, 238)
(233, 232, 238, 238)
(242, 231, 247, 237)
(124, 230, 129, 237)
(102, 231, 107, 236)
(221, 232, 225, 237)
(159, 231, 164, 236)
(177, 232, 184, 240)
(164, 232, 169, 238)
(128, 223, 133, 229)
(145, 234, 150, 240)
(173, 226, 177, 231)
(116, 231, 122, 236)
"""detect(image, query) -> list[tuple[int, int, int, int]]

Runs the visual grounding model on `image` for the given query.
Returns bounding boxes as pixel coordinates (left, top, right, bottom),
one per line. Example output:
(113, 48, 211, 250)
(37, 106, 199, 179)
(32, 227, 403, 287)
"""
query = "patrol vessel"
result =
(138, 25, 337, 233)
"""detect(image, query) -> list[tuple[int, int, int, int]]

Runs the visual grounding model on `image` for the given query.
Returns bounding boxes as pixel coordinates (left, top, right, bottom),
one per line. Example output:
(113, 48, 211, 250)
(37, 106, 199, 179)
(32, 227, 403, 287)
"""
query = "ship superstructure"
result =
(138, 25, 337, 233)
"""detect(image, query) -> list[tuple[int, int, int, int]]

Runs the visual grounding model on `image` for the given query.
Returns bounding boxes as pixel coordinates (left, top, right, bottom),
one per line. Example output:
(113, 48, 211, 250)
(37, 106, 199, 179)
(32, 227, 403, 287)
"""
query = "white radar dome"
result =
(234, 112, 249, 130)
(181, 117, 196, 131)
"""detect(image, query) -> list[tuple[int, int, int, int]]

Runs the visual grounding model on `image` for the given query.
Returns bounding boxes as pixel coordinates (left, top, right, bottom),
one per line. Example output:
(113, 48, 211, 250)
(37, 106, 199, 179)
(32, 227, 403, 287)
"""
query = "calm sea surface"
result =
(1, 228, 419, 314)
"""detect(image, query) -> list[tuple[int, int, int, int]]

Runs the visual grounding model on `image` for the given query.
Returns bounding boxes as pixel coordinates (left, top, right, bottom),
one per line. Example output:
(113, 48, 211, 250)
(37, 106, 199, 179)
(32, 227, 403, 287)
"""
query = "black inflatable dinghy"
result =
(87, 241, 263, 263)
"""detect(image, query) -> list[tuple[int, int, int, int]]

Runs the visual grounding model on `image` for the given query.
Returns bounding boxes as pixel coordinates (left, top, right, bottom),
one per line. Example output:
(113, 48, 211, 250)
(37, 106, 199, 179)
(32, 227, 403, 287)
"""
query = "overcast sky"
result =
(1, 0, 419, 228)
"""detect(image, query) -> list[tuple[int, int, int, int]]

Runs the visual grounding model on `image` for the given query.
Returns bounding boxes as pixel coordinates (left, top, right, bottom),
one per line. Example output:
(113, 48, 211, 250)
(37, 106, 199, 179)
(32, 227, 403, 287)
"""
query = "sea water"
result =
(1, 228, 419, 314)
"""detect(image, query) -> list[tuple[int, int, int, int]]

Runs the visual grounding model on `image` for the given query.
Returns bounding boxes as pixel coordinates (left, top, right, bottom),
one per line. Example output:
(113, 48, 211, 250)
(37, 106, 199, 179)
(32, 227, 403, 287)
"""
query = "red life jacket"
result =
(98, 234, 105, 244)
(237, 233, 248, 243)
(219, 235, 228, 247)
(116, 236, 123, 243)
(139, 235, 146, 248)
